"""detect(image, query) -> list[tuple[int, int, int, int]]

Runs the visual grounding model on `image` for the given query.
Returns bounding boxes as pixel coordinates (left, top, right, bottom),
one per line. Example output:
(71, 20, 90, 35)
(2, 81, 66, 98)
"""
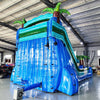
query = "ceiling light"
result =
(67, 27, 71, 30)
(80, 42, 83, 45)
(4, 55, 12, 58)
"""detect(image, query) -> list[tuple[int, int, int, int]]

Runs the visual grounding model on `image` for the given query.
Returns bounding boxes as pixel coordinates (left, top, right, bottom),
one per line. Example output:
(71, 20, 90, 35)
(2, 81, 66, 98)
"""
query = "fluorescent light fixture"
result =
(67, 27, 71, 30)
(74, 51, 76, 56)
(5, 55, 12, 58)
(97, 50, 100, 56)
(80, 42, 83, 45)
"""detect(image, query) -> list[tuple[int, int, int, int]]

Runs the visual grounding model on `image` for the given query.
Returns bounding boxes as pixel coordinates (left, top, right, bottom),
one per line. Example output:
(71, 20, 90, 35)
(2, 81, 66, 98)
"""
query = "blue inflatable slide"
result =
(11, 13, 92, 96)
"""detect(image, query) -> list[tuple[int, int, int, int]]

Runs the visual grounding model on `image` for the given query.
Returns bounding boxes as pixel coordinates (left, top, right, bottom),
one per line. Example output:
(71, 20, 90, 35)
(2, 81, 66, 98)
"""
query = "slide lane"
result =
(51, 20, 92, 80)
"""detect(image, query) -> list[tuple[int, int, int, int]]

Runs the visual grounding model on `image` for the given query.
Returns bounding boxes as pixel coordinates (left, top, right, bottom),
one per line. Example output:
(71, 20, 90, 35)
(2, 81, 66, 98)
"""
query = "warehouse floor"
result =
(0, 74, 100, 100)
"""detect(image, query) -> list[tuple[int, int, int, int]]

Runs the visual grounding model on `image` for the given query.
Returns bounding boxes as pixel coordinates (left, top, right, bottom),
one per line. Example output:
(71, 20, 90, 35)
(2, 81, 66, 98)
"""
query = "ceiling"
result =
(0, 0, 99, 52)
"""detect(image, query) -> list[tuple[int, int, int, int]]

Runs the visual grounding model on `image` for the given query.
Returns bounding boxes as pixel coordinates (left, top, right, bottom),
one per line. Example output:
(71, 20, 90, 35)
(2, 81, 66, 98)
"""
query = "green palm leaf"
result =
(13, 21, 23, 25)
(77, 55, 90, 60)
(84, 56, 90, 59)
(77, 55, 84, 60)
(42, 8, 54, 13)
(60, 9, 71, 15)
(14, 18, 26, 25)
(54, 2, 61, 12)
(22, 18, 27, 24)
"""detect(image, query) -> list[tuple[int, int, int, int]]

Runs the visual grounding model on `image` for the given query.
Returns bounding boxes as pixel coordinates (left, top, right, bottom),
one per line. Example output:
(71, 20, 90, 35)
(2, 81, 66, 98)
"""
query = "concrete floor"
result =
(0, 74, 100, 100)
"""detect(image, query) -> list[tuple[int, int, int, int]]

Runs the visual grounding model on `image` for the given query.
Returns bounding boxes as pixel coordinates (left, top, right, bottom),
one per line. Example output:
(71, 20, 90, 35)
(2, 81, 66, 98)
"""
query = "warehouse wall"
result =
(0, 46, 100, 66)
(73, 46, 100, 66)
(88, 46, 100, 66)
(74, 47, 85, 55)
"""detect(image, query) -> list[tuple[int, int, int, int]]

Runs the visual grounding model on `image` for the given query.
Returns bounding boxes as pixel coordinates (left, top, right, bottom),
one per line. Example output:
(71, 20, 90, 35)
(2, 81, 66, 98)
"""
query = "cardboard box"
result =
(97, 70, 100, 75)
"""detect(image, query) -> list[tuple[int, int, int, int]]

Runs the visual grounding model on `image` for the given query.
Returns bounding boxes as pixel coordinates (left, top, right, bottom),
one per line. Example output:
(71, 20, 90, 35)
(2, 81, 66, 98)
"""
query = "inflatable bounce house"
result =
(11, 3, 92, 98)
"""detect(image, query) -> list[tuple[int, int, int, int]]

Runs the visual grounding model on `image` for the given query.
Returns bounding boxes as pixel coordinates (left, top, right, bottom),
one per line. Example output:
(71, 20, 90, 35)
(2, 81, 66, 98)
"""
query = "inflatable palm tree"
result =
(77, 55, 90, 66)
(42, 2, 70, 23)
(14, 18, 27, 28)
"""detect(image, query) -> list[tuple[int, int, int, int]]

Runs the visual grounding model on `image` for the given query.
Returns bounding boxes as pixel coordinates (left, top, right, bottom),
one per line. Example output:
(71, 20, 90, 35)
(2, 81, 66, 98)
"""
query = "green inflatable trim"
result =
(19, 32, 47, 42)
(19, 27, 47, 38)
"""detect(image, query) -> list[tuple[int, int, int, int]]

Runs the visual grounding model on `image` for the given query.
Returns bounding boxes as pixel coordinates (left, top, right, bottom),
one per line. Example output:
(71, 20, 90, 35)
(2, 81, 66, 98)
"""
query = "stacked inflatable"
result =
(11, 3, 92, 96)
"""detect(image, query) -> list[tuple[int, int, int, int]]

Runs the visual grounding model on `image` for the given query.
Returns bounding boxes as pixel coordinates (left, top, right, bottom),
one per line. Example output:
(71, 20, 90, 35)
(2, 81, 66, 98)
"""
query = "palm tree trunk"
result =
(22, 24, 24, 28)
(53, 11, 60, 23)
(80, 60, 84, 66)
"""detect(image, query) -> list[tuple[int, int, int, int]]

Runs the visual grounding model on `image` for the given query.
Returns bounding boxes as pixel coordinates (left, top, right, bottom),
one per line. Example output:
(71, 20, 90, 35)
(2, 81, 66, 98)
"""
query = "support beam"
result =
(41, 0, 87, 46)
(87, 42, 100, 47)
(0, 47, 15, 52)
(0, 22, 17, 46)
(13, 51, 16, 64)
(72, 45, 84, 48)
(0, 38, 16, 46)
(80, 28, 100, 31)
(73, 42, 100, 47)
(78, 24, 100, 29)
(85, 45, 89, 65)
(0, 22, 17, 31)
(71, 18, 100, 25)
(68, 7, 100, 20)
(41, 0, 55, 8)
(0, 52, 3, 63)
(88, 41, 100, 44)
(70, 14, 100, 24)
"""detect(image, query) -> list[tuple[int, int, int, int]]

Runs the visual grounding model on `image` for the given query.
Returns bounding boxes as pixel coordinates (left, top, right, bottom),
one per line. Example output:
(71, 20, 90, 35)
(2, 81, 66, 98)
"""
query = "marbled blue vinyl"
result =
(11, 13, 92, 95)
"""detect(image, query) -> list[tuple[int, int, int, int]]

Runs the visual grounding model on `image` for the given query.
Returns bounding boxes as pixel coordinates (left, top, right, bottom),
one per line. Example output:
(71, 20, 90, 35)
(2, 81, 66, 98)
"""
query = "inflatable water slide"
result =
(11, 13, 92, 96)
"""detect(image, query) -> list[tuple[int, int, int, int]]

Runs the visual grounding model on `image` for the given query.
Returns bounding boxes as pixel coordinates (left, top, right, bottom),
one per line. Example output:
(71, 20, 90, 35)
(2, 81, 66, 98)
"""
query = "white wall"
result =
(1, 46, 100, 66)
(88, 46, 100, 66)
(74, 47, 85, 55)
